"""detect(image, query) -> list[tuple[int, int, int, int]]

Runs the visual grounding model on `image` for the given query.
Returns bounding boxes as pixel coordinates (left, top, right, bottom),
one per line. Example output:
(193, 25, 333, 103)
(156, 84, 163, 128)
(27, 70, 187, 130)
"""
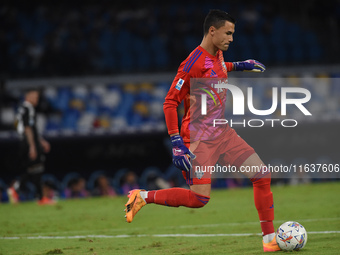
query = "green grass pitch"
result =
(0, 182, 339, 255)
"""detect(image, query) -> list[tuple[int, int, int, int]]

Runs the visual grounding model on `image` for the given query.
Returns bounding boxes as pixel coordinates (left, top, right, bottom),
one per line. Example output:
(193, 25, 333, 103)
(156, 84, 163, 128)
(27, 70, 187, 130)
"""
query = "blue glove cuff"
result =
(233, 61, 247, 71)
(233, 60, 266, 72)
(171, 135, 184, 147)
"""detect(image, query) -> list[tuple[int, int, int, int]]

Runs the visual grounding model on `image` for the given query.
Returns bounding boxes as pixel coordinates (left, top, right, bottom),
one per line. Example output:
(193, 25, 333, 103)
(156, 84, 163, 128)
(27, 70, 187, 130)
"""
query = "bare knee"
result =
(190, 183, 211, 197)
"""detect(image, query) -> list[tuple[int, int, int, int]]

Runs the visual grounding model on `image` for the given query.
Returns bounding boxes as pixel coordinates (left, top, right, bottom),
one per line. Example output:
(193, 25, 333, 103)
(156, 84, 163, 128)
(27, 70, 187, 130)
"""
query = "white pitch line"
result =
(1, 231, 339, 240)
(8, 217, 340, 237)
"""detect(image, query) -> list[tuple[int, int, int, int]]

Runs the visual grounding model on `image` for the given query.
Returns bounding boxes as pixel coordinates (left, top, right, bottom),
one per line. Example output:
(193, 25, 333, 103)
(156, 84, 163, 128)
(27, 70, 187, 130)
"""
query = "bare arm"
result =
(25, 126, 37, 160)
(40, 137, 50, 153)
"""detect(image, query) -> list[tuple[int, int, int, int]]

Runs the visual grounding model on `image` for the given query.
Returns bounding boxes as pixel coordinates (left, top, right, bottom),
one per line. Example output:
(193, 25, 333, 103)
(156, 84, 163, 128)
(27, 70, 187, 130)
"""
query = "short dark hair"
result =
(24, 87, 40, 95)
(203, 9, 236, 35)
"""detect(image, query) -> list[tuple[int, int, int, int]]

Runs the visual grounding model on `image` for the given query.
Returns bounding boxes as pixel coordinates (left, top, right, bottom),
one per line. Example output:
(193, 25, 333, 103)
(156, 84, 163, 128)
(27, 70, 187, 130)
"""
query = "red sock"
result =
(251, 168, 275, 235)
(261, 221, 275, 236)
(145, 188, 209, 208)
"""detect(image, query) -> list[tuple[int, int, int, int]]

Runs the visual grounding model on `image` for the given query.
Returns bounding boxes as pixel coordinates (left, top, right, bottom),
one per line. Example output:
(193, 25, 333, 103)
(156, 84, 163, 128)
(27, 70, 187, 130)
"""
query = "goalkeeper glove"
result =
(233, 59, 266, 72)
(171, 135, 196, 171)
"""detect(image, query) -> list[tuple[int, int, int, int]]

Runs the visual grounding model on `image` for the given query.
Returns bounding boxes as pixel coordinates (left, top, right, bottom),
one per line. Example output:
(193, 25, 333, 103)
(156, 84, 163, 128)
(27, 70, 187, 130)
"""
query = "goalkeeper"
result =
(125, 9, 280, 252)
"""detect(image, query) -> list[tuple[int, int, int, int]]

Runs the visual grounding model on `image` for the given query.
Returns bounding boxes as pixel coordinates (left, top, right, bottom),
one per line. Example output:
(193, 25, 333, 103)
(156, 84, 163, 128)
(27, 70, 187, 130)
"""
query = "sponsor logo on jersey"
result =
(194, 169, 204, 179)
(175, 78, 184, 91)
(210, 70, 217, 77)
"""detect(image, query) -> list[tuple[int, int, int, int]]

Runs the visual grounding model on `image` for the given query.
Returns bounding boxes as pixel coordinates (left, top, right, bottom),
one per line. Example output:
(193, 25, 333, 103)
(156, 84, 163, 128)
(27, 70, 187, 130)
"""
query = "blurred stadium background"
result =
(0, 0, 339, 201)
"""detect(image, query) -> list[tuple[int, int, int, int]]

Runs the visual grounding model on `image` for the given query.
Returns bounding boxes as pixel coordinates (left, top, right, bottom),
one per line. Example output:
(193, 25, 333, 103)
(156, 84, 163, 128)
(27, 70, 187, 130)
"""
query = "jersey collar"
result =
(198, 45, 220, 59)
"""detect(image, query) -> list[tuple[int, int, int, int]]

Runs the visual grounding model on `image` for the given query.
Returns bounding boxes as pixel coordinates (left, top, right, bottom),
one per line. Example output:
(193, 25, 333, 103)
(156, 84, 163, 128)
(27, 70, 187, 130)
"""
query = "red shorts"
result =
(182, 128, 255, 185)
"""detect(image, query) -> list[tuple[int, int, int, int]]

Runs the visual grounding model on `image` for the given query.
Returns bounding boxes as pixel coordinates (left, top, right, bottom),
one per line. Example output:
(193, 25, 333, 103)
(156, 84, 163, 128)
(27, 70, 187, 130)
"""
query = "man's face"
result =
(26, 91, 39, 106)
(211, 21, 235, 51)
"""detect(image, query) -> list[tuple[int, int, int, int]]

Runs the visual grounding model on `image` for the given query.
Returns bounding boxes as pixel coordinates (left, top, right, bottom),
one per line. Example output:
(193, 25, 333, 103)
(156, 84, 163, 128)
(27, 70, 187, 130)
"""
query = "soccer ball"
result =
(276, 221, 307, 251)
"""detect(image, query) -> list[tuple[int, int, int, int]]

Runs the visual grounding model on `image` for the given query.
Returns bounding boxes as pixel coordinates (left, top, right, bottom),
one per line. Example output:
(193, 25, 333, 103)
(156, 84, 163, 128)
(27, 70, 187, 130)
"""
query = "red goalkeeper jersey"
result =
(163, 45, 233, 142)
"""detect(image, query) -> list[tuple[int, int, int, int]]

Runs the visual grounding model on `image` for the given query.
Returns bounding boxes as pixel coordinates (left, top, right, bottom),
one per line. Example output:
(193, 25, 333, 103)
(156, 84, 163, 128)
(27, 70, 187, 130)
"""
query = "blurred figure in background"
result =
(92, 175, 117, 197)
(146, 173, 171, 191)
(121, 171, 139, 195)
(64, 177, 89, 198)
(39, 180, 57, 205)
(7, 88, 53, 205)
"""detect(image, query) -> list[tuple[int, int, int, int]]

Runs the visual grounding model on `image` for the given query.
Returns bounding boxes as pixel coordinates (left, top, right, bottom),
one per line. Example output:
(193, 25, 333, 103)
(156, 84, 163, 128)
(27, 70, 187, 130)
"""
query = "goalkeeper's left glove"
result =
(233, 59, 266, 72)
(171, 135, 196, 172)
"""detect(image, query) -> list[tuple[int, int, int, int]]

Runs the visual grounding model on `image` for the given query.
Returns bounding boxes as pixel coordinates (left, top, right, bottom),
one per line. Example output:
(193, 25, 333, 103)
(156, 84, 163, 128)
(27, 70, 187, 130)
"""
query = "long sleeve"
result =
(163, 70, 191, 135)
(225, 62, 234, 72)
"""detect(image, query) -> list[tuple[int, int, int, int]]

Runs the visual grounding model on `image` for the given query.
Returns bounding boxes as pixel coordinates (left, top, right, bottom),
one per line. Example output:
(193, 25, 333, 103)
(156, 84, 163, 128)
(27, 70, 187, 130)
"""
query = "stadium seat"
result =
(61, 109, 81, 130)
(303, 31, 322, 61)
(134, 37, 151, 71)
(149, 37, 167, 69)
(116, 30, 134, 71)
(45, 114, 62, 132)
(72, 85, 88, 100)
(116, 90, 134, 122)
(44, 87, 59, 109)
(56, 87, 72, 111)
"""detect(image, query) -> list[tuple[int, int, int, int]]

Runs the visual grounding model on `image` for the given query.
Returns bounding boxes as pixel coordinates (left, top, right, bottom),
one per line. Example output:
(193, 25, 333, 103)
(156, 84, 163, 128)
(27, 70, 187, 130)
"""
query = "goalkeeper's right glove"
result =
(233, 59, 266, 72)
(171, 135, 196, 172)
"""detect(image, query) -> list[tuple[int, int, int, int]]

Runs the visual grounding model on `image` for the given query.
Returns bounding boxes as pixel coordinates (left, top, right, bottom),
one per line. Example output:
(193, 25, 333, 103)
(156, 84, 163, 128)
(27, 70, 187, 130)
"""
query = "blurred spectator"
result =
(121, 171, 139, 195)
(64, 177, 89, 198)
(38, 180, 57, 205)
(147, 174, 171, 190)
(92, 175, 117, 197)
